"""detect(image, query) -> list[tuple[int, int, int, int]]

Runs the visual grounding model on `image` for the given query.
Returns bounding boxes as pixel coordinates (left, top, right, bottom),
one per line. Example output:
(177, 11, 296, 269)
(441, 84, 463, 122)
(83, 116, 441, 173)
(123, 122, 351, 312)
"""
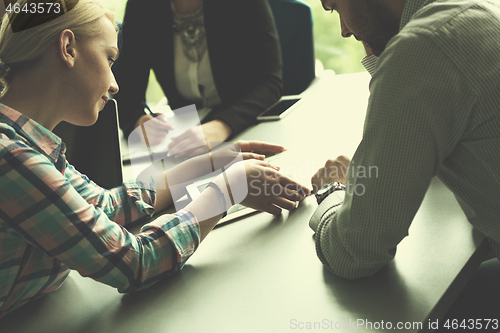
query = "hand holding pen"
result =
(133, 101, 174, 146)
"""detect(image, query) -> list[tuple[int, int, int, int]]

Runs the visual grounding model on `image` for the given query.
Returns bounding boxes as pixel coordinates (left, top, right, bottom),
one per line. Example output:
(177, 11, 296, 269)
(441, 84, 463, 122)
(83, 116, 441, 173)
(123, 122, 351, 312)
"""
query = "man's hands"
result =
(311, 155, 350, 193)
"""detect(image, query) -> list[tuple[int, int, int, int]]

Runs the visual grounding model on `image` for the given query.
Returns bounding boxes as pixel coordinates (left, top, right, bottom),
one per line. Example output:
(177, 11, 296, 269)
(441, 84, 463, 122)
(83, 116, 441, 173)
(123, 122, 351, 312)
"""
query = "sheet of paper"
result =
(125, 104, 204, 181)
(125, 104, 202, 158)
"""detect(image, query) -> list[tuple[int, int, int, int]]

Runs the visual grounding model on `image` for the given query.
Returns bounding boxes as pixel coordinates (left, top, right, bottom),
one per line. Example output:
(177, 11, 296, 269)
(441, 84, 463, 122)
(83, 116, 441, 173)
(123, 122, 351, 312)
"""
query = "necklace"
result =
(172, 5, 207, 62)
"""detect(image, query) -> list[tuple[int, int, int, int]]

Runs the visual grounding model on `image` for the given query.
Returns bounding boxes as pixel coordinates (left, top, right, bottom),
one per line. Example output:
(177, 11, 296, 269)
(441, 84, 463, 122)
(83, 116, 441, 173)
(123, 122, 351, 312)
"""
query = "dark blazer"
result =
(114, 0, 283, 138)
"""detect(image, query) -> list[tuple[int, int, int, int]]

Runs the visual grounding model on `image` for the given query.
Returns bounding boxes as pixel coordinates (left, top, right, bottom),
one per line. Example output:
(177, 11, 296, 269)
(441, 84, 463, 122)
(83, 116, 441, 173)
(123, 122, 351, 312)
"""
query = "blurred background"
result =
(101, 0, 366, 104)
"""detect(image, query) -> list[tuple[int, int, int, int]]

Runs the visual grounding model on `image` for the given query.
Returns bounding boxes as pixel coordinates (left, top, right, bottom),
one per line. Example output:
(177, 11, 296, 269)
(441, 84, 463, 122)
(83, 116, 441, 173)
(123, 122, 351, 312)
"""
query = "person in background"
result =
(113, 0, 283, 158)
(0, 0, 308, 318)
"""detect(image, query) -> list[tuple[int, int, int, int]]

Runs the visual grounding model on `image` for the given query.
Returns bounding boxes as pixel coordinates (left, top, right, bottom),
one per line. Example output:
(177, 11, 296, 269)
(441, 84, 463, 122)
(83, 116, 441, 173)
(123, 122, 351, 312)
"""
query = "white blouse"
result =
(172, 3, 222, 121)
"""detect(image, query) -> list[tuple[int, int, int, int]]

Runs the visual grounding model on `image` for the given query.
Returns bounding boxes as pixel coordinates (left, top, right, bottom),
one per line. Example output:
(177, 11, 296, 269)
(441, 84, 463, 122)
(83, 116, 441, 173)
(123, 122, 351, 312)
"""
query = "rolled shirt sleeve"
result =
(0, 141, 201, 317)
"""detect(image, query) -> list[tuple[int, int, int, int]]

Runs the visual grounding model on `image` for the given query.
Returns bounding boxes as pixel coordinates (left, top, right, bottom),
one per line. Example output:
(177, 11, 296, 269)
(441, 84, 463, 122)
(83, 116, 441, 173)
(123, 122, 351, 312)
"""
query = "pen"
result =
(142, 101, 156, 117)
(142, 101, 170, 134)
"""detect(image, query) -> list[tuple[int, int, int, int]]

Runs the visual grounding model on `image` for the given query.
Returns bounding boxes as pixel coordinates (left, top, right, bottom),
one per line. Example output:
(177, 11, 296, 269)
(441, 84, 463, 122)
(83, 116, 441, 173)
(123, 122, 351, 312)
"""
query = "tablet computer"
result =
(186, 176, 260, 225)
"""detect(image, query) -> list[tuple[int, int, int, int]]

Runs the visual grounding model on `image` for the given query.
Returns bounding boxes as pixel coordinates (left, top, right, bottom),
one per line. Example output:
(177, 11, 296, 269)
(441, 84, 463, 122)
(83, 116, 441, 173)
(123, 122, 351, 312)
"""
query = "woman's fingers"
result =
(142, 127, 168, 146)
(167, 138, 190, 156)
(168, 137, 207, 157)
(236, 140, 286, 155)
(270, 170, 311, 197)
(241, 152, 266, 161)
(261, 203, 283, 216)
(147, 118, 174, 132)
(271, 196, 298, 211)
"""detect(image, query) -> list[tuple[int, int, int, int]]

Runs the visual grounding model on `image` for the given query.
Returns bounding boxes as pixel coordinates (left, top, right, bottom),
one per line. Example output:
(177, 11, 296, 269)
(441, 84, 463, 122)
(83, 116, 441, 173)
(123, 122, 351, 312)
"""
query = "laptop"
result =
(53, 99, 124, 189)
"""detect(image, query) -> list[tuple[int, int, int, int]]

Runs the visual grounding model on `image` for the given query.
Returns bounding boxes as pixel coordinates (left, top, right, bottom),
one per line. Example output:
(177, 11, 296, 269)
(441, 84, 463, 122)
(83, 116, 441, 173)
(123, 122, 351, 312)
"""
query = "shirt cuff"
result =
(309, 190, 345, 232)
(144, 209, 201, 269)
(123, 178, 157, 218)
(360, 55, 379, 76)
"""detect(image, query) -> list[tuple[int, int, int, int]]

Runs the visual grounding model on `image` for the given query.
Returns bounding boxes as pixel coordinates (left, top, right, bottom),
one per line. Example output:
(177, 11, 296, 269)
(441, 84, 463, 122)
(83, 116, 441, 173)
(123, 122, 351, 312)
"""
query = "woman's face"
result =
(69, 17, 119, 126)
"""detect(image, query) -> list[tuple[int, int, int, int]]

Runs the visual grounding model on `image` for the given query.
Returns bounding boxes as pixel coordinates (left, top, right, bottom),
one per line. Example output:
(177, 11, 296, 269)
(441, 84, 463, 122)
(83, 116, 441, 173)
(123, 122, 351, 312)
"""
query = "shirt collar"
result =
(0, 104, 67, 170)
(400, 0, 438, 30)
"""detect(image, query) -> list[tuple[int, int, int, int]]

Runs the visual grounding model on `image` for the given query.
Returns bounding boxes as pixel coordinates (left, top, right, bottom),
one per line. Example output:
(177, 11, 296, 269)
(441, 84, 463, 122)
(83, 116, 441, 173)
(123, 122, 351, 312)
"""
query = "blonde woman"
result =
(0, 0, 309, 317)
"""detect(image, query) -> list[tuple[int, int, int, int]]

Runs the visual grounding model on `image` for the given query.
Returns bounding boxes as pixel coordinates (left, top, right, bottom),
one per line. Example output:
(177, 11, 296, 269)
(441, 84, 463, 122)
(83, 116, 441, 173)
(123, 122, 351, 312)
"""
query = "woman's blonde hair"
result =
(0, 0, 116, 89)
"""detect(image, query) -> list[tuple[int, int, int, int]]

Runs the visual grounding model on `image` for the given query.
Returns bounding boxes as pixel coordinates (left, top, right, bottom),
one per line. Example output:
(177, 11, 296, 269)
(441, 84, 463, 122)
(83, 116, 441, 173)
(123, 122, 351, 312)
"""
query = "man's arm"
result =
(312, 30, 473, 279)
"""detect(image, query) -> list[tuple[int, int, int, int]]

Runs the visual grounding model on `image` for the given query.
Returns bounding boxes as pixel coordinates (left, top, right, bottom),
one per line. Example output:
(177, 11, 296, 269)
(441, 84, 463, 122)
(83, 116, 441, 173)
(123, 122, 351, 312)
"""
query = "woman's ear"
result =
(59, 29, 77, 68)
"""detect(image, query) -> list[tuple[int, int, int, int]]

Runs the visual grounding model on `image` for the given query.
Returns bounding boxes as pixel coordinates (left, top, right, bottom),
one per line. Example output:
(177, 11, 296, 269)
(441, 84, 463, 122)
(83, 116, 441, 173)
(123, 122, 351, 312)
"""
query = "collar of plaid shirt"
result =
(0, 104, 67, 173)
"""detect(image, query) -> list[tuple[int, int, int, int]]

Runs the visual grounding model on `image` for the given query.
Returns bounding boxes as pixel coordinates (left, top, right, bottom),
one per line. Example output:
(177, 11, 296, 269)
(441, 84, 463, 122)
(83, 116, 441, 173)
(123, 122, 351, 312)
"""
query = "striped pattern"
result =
(360, 55, 378, 76)
(0, 105, 200, 317)
(312, 0, 500, 279)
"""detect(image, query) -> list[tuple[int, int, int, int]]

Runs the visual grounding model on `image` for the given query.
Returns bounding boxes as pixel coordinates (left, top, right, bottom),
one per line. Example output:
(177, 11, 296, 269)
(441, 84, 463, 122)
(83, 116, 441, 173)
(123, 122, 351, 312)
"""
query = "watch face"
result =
(317, 183, 334, 195)
(315, 183, 334, 204)
(315, 182, 345, 204)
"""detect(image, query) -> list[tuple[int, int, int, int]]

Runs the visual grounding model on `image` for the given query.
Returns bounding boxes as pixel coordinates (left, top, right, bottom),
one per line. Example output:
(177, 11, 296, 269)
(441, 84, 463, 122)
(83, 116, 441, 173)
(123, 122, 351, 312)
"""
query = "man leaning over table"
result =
(309, 0, 500, 319)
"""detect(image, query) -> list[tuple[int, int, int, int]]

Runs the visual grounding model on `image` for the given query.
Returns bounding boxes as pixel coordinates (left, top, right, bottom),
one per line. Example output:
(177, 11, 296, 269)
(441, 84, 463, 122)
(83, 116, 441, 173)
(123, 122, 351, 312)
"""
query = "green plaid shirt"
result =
(312, 0, 500, 279)
(0, 105, 200, 317)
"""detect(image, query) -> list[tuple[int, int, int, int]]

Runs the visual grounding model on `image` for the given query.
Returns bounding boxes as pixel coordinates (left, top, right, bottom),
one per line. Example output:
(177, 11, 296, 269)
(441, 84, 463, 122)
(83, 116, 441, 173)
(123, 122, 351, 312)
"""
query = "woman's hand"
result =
(173, 159, 311, 241)
(215, 160, 311, 216)
(133, 114, 174, 146)
(167, 120, 232, 158)
(208, 140, 285, 171)
(235, 140, 286, 157)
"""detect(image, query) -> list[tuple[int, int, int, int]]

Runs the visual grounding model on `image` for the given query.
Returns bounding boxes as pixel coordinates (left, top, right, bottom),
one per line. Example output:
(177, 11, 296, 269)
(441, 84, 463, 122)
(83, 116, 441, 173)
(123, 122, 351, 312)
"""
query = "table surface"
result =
(0, 72, 489, 333)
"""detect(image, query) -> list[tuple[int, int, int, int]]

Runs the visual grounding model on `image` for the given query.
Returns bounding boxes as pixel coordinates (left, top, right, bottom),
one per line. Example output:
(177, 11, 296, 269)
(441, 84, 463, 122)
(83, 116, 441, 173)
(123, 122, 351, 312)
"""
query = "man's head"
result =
(321, 0, 405, 56)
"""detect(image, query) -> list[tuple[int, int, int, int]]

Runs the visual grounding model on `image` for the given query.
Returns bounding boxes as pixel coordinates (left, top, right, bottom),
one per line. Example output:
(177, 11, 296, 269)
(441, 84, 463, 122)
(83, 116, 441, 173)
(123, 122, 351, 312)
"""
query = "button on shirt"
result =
(0, 105, 200, 317)
(311, 0, 500, 279)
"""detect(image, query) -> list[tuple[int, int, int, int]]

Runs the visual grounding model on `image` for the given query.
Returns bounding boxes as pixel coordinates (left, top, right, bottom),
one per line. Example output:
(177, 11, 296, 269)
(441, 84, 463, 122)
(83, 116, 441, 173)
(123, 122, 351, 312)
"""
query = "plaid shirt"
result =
(0, 104, 200, 317)
(312, 0, 500, 279)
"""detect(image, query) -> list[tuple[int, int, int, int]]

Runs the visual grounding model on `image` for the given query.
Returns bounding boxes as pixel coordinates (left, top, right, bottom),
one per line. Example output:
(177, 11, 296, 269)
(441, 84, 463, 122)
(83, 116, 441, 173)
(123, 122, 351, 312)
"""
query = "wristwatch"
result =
(315, 182, 346, 205)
